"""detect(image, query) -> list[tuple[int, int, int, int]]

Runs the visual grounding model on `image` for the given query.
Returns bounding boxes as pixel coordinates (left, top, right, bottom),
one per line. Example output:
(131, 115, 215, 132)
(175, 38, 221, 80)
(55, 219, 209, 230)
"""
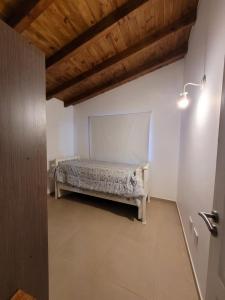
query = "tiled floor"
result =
(48, 194, 199, 300)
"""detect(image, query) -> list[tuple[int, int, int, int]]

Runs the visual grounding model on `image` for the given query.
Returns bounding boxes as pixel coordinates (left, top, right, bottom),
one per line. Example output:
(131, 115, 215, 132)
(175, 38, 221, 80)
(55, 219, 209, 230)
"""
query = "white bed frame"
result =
(53, 157, 150, 224)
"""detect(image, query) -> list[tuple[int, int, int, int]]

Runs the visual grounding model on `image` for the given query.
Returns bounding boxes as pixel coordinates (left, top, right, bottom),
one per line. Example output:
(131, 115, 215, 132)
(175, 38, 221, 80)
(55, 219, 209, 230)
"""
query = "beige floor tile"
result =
(49, 257, 146, 300)
(48, 195, 199, 300)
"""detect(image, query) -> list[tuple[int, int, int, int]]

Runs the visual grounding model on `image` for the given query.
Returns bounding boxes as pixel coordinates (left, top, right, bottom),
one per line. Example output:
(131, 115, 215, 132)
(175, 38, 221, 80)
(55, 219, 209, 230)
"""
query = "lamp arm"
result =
(183, 82, 202, 94)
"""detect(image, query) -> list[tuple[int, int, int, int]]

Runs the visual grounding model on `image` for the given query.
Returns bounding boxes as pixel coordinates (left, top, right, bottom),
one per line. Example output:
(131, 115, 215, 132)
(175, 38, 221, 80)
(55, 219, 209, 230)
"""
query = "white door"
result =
(199, 62, 225, 300)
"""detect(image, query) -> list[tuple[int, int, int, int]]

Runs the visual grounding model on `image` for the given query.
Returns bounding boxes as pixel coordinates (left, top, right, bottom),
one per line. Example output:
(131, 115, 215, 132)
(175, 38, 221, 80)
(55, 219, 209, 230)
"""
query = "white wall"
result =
(46, 98, 75, 193)
(74, 60, 184, 201)
(177, 0, 225, 298)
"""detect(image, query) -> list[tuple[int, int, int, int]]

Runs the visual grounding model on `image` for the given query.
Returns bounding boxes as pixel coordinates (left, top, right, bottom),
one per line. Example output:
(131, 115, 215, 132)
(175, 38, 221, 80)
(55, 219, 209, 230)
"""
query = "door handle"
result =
(198, 210, 219, 237)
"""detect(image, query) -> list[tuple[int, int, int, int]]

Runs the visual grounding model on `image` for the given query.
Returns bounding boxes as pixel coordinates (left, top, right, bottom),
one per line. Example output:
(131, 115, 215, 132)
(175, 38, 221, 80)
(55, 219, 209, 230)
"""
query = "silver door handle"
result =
(198, 211, 219, 237)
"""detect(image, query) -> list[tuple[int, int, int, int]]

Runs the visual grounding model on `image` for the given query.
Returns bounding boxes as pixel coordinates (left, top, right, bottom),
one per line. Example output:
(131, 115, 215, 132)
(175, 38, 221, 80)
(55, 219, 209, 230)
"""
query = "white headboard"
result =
(54, 156, 80, 166)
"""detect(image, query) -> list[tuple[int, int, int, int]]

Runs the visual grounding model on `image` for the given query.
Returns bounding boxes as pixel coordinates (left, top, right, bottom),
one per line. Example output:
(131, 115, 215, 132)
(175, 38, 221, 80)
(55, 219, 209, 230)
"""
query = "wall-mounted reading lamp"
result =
(177, 75, 207, 109)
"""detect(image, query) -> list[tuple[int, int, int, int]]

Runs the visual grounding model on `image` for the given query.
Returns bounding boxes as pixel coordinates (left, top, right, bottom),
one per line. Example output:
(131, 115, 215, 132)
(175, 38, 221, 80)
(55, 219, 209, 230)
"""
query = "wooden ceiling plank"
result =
(46, 0, 150, 69)
(47, 10, 196, 99)
(7, 0, 55, 33)
(64, 43, 188, 107)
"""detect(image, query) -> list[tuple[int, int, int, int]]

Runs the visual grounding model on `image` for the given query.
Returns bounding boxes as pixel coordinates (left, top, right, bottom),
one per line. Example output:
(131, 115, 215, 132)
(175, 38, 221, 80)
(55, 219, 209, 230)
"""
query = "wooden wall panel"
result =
(0, 20, 48, 300)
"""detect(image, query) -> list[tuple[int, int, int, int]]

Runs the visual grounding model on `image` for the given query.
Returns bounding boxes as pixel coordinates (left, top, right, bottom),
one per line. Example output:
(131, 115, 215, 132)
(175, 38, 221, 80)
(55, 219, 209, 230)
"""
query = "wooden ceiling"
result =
(0, 0, 198, 106)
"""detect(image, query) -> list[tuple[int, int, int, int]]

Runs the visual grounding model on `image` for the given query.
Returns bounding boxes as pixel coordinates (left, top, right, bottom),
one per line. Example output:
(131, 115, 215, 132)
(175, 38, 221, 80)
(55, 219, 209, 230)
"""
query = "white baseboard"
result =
(151, 196, 176, 202)
(176, 203, 203, 300)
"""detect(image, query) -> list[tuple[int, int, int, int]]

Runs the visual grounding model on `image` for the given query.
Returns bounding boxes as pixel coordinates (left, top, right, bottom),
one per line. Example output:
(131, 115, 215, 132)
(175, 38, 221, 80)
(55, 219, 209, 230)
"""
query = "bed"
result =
(50, 157, 150, 224)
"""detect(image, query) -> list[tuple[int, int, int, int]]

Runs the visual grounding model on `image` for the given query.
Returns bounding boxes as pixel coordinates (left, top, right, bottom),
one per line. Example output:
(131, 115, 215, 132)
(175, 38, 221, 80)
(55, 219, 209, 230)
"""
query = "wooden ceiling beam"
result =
(64, 44, 188, 107)
(46, 0, 149, 69)
(47, 10, 196, 99)
(7, 0, 54, 33)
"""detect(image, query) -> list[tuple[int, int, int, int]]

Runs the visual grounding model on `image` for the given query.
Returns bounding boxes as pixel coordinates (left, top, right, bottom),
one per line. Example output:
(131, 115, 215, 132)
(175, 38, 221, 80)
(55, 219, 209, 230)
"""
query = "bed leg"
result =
(136, 199, 142, 220)
(142, 197, 147, 225)
(138, 204, 142, 220)
(58, 188, 62, 198)
(55, 182, 57, 199)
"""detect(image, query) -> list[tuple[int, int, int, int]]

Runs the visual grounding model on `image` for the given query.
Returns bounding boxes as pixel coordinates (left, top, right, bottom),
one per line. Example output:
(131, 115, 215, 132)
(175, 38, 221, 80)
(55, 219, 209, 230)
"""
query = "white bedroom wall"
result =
(46, 98, 75, 193)
(73, 60, 184, 201)
(177, 0, 225, 298)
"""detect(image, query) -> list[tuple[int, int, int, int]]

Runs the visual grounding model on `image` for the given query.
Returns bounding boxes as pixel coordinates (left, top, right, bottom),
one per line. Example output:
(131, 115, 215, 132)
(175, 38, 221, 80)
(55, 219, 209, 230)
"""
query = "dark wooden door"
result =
(0, 20, 48, 299)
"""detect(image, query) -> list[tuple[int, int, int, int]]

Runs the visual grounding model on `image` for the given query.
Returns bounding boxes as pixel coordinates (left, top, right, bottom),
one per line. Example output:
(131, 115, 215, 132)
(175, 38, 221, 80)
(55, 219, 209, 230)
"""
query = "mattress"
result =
(49, 159, 145, 198)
